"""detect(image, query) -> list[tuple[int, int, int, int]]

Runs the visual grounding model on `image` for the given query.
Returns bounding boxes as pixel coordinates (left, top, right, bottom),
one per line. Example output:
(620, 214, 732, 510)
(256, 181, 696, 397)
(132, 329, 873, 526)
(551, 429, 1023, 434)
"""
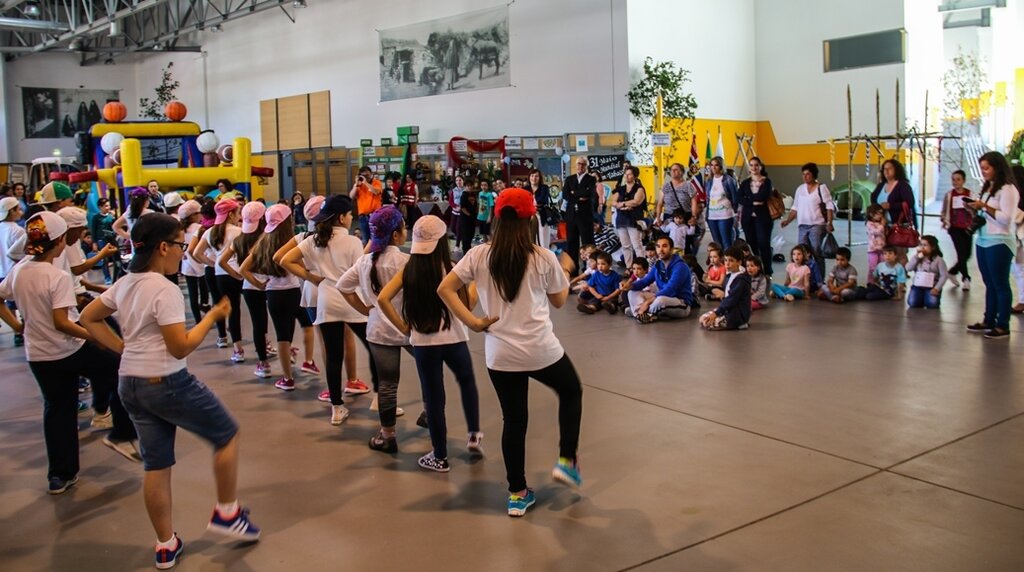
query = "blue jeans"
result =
(707, 218, 734, 248)
(976, 243, 1014, 329)
(412, 342, 480, 460)
(358, 215, 372, 246)
(907, 286, 941, 309)
(798, 224, 827, 271)
(771, 284, 805, 299)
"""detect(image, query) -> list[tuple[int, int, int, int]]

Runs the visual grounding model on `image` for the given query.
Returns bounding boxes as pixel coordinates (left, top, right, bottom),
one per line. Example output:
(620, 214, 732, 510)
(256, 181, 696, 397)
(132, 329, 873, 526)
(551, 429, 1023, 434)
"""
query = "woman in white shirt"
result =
(81, 213, 260, 569)
(438, 188, 583, 517)
(780, 162, 834, 272)
(193, 199, 244, 361)
(0, 212, 139, 496)
(702, 157, 739, 248)
(965, 151, 1021, 340)
(281, 195, 378, 426)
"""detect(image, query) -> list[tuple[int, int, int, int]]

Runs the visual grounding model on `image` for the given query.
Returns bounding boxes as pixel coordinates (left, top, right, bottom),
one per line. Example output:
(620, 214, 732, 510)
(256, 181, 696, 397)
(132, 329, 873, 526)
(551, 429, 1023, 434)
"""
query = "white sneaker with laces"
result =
(962, 278, 971, 291)
(103, 437, 142, 462)
(948, 274, 960, 287)
(331, 405, 351, 426)
(467, 432, 484, 456)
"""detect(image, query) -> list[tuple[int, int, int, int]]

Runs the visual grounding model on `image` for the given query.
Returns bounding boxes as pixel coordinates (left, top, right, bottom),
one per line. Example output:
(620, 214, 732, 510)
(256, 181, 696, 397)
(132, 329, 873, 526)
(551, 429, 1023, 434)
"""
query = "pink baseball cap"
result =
(214, 198, 239, 225)
(240, 201, 266, 233)
(303, 195, 325, 221)
(264, 203, 292, 233)
(410, 215, 448, 255)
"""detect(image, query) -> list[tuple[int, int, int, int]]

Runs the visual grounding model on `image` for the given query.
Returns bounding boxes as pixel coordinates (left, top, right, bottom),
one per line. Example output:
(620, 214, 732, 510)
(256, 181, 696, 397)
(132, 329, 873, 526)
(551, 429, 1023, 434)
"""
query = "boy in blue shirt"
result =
(859, 246, 906, 301)
(577, 251, 622, 314)
(477, 179, 496, 243)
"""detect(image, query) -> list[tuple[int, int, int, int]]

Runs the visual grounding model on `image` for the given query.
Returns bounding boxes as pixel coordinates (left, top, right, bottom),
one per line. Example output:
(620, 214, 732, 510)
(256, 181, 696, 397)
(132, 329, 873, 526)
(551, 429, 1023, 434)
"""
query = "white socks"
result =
(216, 500, 239, 518)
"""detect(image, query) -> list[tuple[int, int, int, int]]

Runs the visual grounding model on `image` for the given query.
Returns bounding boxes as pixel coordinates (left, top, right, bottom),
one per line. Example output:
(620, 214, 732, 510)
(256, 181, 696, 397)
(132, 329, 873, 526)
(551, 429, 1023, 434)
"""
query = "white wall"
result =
(754, 0, 905, 144)
(3, 53, 137, 162)
(904, 0, 945, 130)
(0, 60, 8, 162)
(626, 0, 757, 123)
(132, 0, 630, 151)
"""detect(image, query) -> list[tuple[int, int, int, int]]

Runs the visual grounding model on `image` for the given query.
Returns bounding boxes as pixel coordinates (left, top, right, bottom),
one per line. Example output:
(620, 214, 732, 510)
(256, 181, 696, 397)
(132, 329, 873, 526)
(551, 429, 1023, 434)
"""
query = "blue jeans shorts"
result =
(118, 369, 238, 471)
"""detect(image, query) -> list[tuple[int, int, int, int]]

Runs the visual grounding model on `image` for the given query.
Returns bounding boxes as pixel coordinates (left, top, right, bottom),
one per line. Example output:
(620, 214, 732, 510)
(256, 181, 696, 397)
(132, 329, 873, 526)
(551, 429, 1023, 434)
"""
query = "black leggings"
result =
(487, 353, 583, 492)
(242, 289, 268, 361)
(742, 216, 775, 277)
(267, 288, 301, 344)
(948, 227, 973, 280)
(459, 217, 476, 252)
(319, 321, 378, 406)
(205, 267, 226, 338)
(215, 275, 243, 343)
(184, 275, 204, 324)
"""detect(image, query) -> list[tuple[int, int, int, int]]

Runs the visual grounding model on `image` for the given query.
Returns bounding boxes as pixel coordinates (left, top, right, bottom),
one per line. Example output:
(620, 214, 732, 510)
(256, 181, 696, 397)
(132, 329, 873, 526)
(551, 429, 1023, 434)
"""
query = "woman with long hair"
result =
(965, 151, 1020, 339)
(281, 195, 378, 425)
(213, 201, 266, 371)
(378, 215, 481, 471)
(527, 169, 553, 250)
(192, 199, 245, 360)
(178, 200, 206, 324)
(112, 187, 155, 246)
(703, 156, 739, 248)
(438, 188, 583, 517)
(291, 192, 307, 234)
(738, 157, 775, 278)
(611, 166, 647, 267)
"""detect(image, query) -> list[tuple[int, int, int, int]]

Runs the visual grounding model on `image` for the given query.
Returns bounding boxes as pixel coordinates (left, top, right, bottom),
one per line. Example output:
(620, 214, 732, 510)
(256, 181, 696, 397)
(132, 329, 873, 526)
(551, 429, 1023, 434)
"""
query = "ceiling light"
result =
(211, 24, 223, 32)
(68, 38, 82, 51)
(109, 20, 121, 37)
(24, 2, 41, 17)
(293, 0, 307, 8)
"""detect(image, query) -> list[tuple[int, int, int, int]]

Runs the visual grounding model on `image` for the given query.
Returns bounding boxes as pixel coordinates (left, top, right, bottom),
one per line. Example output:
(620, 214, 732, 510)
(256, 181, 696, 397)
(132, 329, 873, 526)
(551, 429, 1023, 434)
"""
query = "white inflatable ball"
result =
(100, 132, 124, 155)
(196, 131, 220, 154)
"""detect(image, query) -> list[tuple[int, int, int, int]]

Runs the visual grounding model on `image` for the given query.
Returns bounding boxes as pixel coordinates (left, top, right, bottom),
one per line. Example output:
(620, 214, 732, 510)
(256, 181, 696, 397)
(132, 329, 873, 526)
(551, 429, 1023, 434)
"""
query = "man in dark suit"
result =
(563, 156, 596, 275)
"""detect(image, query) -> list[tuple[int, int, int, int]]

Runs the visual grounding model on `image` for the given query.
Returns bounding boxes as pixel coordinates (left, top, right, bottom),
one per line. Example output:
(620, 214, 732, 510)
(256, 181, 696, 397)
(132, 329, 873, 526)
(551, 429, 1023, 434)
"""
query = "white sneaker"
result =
(254, 361, 272, 378)
(216, 337, 229, 348)
(368, 395, 404, 416)
(467, 432, 484, 456)
(90, 410, 113, 431)
(103, 437, 142, 462)
(330, 405, 350, 426)
(948, 274, 960, 287)
(962, 278, 971, 291)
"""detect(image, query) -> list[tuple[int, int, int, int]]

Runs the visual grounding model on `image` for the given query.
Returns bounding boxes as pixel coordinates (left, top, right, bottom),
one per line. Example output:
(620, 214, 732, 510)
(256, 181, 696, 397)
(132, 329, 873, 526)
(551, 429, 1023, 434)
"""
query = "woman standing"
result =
(178, 200, 206, 324)
(13, 182, 29, 226)
(193, 199, 245, 361)
(113, 187, 155, 248)
(527, 170, 553, 251)
(703, 157, 738, 248)
(965, 151, 1020, 340)
(292, 193, 308, 235)
(871, 158, 917, 264)
(941, 170, 974, 290)
(738, 157, 775, 277)
(612, 166, 647, 267)
(401, 173, 420, 227)
(781, 163, 834, 272)
(438, 188, 583, 517)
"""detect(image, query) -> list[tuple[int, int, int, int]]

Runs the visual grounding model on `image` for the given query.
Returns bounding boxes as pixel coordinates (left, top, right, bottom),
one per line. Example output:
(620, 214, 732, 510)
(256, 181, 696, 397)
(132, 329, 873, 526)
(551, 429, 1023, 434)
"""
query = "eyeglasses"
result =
(166, 241, 188, 251)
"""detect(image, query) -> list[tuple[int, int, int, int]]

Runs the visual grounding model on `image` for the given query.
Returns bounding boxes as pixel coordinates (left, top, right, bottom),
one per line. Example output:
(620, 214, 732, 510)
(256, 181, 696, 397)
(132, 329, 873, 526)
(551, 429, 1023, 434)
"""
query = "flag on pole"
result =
(688, 134, 699, 169)
(715, 127, 725, 160)
(704, 131, 712, 163)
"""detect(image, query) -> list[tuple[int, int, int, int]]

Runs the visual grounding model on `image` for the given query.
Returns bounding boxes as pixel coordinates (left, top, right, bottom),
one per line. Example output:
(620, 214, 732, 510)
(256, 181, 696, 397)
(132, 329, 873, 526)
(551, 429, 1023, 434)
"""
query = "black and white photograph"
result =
(57, 88, 120, 137)
(21, 87, 59, 139)
(379, 5, 510, 102)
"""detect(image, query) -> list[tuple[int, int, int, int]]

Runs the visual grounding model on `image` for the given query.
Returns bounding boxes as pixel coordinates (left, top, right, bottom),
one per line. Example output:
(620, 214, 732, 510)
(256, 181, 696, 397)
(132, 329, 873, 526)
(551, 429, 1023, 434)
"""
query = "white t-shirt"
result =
(262, 272, 301, 291)
(452, 244, 568, 371)
(300, 279, 317, 308)
(336, 246, 410, 346)
(99, 271, 187, 377)
(208, 225, 241, 276)
(0, 221, 26, 278)
(792, 184, 834, 226)
(126, 209, 155, 253)
(0, 259, 84, 361)
(410, 310, 469, 347)
(707, 177, 734, 220)
(181, 222, 205, 277)
(63, 241, 88, 295)
(296, 230, 366, 324)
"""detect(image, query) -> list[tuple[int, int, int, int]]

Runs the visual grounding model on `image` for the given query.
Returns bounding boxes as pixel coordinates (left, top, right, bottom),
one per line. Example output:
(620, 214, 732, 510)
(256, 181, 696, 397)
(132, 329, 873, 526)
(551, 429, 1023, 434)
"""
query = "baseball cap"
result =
(264, 204, 292, 233)
(128, 213, 183, 272)
(495, 188, 537, 219)
(410, 215, 447, 255)
(36, 182, 73, 205)
(303, 195, 325, 221)
(25, 211, 68, 255)
(368, 206, 404, 253)
(129, 186, 150, 200)
(214, 198, 240, 225)
(177, 199, 201, 221)
(56, 206, 87, 229)
(310, 195, 353, 224)
(240, 201, 266, 233)
(0, 197, 20, 220)
(163, 191, 184, 208)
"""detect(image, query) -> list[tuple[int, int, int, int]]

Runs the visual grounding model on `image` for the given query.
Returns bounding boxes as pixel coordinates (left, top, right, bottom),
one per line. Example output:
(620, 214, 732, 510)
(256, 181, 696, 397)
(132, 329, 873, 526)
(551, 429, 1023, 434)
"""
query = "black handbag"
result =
(820, 232, 839, 259)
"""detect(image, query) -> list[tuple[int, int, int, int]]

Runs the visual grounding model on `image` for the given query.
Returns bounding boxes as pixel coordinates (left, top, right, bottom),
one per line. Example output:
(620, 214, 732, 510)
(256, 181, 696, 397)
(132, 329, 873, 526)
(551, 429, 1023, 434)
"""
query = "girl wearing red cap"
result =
(438, 188, 583, 517)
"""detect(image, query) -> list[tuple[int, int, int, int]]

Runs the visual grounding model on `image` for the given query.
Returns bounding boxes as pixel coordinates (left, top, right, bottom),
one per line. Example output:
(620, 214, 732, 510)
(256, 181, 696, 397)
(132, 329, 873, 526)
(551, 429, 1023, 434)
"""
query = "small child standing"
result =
(860, 246, 907, 301)
(818, 246, 858, 303)
(699, 246, 751, 330)
(905, 235, 948, 309)
(577, 252, 621, 314)
(771, 245, 811, 301)
(865, 204, 887, 284)
(659, 210, 692, 253)
(477, 180, 496, 243)
(746, 255, 770, 310)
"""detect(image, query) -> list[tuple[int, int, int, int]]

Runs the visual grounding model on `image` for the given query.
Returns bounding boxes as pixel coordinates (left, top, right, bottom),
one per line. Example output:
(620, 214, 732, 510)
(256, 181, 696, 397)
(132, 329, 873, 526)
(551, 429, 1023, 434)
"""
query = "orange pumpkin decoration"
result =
(102, 101, 127, 122)
(164, 101, 187, 121)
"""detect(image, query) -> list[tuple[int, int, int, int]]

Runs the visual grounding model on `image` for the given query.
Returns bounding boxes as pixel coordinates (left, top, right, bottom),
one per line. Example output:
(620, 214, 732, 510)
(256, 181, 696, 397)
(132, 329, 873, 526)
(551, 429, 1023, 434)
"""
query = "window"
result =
(823, 29, 906, 72)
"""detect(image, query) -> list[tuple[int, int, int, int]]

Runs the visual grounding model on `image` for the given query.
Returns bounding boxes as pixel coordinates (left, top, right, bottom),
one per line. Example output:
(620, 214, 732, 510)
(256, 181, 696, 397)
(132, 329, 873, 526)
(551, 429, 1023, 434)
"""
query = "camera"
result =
(357, 176, 365, 183)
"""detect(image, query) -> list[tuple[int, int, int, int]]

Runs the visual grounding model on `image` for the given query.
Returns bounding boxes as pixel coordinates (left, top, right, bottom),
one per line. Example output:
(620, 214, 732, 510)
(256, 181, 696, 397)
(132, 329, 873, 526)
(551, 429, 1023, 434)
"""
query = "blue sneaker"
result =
(154, 535, 184, 570)
(207, 507, 261, 541)
(47, 475, 78, 495)
(507, 489, 536, 517)
(552, 457, 582, 488)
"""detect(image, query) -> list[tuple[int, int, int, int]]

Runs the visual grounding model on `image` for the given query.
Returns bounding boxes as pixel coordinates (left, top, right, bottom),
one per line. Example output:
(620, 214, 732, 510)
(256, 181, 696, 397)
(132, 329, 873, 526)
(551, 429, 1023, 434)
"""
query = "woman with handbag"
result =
(612, 166, 647, 267)
(780, 162, 834, 273)
(871, 159, 917, 264)
(528, 170, 555, 250)
(965, 151, 1020, 340)
(738, 157, 775, 278)
(657, 163, 705, 255)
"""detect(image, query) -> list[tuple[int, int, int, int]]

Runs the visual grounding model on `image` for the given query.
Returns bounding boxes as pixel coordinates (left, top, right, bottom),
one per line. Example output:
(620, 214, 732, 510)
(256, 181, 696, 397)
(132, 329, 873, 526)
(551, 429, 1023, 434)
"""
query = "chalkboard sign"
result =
(508, 157, 536, 178)
(587, 154, 625, 182)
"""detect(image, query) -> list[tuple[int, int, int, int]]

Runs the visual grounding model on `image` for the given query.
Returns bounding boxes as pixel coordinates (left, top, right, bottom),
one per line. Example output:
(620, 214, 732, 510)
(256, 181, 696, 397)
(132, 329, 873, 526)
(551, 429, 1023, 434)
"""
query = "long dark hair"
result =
(488, 206, 534, 302)
(370, 221, 406, 294)
(232, 217, 265, 263)
(880, 159, 909, 183)
(401, 239, 453, 334)
(128, 193, 148, 220)
(251, 218, 293, 277)
(919, 234, 943, 259)
(313, 215, 338, 247)
(979, 151, 1016, 198)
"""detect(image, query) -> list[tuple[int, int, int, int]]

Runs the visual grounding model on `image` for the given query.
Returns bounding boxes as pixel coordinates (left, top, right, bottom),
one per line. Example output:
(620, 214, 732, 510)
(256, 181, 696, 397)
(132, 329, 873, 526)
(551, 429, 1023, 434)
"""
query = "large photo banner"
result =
(379, 5, 510, 102)
(22, 87, 119, 139)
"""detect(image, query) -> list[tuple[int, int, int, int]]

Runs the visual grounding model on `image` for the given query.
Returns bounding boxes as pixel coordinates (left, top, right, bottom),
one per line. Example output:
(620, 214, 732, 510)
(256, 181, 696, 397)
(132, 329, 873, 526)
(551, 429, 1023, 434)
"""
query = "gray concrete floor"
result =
(0, 223, 1022, 571)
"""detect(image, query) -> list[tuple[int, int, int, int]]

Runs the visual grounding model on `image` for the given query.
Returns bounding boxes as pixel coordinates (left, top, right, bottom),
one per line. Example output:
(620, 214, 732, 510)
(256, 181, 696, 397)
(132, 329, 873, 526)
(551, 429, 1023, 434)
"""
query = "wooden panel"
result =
(599, 133, 626, 147)
(327, 148, 347, 160)
(328, 165, 348, 195)
(309, 91, 332, 148)
(388, 146, 406, 158)
(259, 99, 278, 152)
(277, 94, 310, 151)
(254, 153, 280, 202)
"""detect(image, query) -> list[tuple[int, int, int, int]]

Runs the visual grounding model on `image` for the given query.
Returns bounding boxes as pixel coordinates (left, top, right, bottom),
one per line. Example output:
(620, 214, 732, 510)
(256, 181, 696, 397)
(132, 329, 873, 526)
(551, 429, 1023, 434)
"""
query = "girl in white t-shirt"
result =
(193, 199, 244, 361)
(178, 200, 206, 324)
(221, 202, 269, 373)
(338, 206, 416, 453)
(0, 197, 26, 346)
(80, 213, 260, 568)
(438, 189, 583, 517)
(112, 187, 155, 249)
(281, 195, 378, 425)
(378, 214, 481, 472)
(0, 211, 139, 496)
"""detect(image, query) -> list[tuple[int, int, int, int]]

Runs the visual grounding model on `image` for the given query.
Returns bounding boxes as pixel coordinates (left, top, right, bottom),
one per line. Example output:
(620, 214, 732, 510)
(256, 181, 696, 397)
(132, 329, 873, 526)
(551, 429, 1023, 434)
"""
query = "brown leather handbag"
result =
(767, 189, 786, 220)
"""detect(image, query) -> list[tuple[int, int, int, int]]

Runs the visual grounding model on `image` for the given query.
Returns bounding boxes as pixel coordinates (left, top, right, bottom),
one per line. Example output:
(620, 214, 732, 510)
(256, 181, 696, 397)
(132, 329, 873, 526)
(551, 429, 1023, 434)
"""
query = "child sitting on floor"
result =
(905, 235, 948, 309)
(618, 258, 651, 310)
(771, 244, 811, 301)
(700, 246, 751, 331)
(731, 238, 752, 259)
(746, 255, 770, 310)
(644, 242, 657, 269)
(682, 254, 704, 297)
(859, 246, 906, 301)
(818, 246, 858, 303)
(702, 246, 727, 299)
(577, 252, 621, 314)
(865, 204, 887, 284)
(568, 247, 600, 294)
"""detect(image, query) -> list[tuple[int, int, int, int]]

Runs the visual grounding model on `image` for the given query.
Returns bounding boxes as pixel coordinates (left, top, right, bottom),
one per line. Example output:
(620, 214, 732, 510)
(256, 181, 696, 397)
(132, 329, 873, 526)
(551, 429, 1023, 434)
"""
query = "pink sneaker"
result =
(274, 378, 295, 391)
(317, 389, 331, 403)
(344, 379, 370, 395)
(230, 349, 245, 363)
(254, 361, 272, 378)
(301, 361, 321, 375)
(290, 347, 299, 364)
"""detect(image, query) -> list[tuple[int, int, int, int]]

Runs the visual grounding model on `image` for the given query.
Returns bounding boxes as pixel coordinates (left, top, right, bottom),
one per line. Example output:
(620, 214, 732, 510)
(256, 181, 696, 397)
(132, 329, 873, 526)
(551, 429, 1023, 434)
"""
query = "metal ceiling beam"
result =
(0, 15, 68, 32)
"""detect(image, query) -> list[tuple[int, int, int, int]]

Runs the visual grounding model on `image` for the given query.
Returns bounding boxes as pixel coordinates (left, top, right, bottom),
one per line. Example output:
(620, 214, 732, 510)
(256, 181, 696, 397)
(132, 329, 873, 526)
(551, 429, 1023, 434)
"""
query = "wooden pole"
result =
(920, 90, 928, 232)
(876, 88, 881, 164)
(847, 85, 854, 246)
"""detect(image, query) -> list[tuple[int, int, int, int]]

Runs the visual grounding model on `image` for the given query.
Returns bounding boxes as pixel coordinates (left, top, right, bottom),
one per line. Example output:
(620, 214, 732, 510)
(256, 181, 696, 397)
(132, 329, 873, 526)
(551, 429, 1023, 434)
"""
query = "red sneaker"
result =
(344, 379, 370, 395)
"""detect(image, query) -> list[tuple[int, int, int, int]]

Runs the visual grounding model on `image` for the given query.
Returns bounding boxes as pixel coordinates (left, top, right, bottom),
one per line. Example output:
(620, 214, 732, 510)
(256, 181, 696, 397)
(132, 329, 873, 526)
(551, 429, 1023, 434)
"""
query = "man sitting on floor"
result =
(625, 236, 695, 323)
